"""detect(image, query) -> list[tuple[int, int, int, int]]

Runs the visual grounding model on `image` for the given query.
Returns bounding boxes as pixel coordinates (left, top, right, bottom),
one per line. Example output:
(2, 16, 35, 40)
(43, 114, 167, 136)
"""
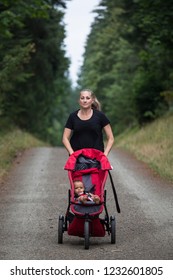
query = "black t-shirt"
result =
(65, 109, 110, 152)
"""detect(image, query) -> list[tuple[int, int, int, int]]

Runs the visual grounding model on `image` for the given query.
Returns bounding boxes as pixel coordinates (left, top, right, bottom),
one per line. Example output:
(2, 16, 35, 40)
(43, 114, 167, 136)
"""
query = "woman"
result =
(62, 89, 114, 156)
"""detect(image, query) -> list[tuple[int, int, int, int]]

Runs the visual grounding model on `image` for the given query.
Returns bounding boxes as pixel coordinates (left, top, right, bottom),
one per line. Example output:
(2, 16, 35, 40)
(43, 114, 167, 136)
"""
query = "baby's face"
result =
(74, 182, 84, 195)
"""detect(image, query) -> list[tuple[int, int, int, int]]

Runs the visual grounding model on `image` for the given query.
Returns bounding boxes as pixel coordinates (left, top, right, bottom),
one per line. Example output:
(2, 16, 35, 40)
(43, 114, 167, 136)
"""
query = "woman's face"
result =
(79, 91, 93, 109)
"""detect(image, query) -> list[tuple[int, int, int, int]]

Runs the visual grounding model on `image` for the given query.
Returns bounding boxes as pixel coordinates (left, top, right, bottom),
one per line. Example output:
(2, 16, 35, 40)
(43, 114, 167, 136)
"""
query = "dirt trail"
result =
(0, 147, 172, 259)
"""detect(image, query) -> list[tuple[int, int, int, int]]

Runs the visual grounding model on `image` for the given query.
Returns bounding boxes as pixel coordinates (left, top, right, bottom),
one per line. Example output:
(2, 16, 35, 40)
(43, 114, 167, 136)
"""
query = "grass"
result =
(0, 120, 48, 182)
(115, 112, 173, 182)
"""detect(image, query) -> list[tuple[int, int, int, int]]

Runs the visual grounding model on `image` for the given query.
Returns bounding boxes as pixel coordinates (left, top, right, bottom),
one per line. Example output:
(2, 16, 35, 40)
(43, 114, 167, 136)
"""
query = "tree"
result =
(0, 0, 72, 144)
(78, 0, 173, 134)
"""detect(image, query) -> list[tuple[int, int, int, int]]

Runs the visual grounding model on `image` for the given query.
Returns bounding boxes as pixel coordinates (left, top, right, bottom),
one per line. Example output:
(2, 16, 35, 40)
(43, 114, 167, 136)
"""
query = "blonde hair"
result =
(80, 89, 101, 111)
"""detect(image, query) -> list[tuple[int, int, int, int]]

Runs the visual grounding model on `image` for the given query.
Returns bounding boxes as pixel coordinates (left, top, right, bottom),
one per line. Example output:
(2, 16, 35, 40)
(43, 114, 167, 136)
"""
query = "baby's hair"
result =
(73, 180, 83, 184)
(73, 180, 84, 188)
(80, 88, 101, 111)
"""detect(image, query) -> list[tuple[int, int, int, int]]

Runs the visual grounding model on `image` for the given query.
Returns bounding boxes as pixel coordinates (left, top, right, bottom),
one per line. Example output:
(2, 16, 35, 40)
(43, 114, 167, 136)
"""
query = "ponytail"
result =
(92, 96, 101, 111)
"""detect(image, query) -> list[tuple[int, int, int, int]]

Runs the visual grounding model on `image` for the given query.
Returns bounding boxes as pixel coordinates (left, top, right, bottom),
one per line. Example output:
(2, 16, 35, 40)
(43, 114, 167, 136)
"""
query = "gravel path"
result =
(0, 147, 172, 259)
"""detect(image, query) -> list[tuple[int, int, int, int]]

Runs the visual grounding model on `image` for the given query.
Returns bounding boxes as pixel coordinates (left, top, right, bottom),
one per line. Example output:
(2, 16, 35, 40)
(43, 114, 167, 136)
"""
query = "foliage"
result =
(0, 0, 72, 145)
(78, 0, 173, 133)
(1, 0, 173, 143)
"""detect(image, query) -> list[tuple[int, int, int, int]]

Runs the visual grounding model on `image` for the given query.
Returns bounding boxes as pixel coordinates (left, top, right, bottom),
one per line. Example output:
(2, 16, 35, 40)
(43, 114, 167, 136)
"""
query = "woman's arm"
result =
(62, 128, 74, 155)
(103, 124, 114, 156)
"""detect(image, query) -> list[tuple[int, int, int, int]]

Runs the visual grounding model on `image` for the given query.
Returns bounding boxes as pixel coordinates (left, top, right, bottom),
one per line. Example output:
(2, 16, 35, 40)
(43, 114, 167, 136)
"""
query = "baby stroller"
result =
(58, 148, 120, 249)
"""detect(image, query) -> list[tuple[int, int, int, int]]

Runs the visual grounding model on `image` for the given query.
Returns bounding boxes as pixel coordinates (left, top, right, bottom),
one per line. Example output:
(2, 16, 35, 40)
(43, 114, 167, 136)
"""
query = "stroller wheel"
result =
(58, 215, 64, 244)
(110, 215, 116, 244)
(84, 220, 90, 249)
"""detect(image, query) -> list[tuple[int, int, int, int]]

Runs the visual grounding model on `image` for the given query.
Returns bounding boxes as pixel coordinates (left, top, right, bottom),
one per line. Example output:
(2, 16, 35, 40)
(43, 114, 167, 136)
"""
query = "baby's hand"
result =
(78, 195, 88, 204)
(92, 194, 100, 204)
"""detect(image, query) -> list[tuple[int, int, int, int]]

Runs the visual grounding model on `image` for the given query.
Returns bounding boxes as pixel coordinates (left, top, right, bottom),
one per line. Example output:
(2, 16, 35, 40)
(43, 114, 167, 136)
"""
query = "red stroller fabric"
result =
(64, 149, 112, 237)
(68, 217, 105, 237)
(64, 148, 112, 171)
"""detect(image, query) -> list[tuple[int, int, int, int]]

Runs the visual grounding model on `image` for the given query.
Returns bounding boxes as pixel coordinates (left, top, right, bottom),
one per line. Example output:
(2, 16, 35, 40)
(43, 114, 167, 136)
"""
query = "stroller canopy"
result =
(64, 148, 112, 171)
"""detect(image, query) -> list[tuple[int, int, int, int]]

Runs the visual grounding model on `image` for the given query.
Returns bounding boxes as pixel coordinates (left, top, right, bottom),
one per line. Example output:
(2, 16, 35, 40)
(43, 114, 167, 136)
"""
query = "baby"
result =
(74, 180, 100, 204)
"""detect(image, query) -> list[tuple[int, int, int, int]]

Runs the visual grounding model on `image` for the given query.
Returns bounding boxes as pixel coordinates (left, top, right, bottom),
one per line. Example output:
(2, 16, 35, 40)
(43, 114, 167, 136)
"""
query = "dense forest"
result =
(0, 0, 72, 145)
(78, 0, 173, 134)
(1, 0, 173, 144)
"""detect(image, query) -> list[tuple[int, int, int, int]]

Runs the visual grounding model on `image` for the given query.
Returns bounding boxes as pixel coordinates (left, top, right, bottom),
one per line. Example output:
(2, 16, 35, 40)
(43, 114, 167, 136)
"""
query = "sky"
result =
(64, 0, 100, 86)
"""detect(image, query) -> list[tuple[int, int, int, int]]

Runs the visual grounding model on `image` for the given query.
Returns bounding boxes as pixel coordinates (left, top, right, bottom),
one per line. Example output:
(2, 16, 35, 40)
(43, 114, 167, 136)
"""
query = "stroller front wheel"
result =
(84, 220, 90, 249)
